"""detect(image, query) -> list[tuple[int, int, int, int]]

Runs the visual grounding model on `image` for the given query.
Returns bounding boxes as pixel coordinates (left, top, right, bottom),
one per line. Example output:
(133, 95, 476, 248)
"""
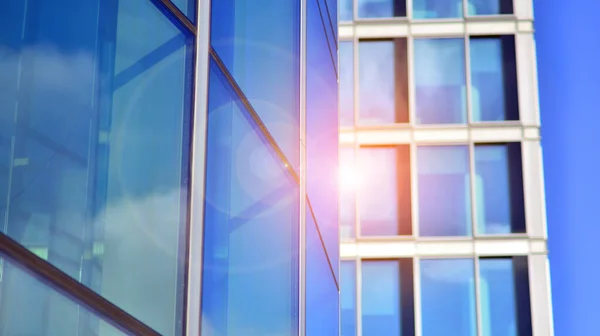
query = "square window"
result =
(413, 0, 462, 19)
(358, 0, 407, 18)
(467, 0, 513, 16)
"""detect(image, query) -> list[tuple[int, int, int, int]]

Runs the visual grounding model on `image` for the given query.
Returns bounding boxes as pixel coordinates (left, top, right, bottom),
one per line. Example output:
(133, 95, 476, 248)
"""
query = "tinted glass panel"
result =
(359, 39, 409, 124)
(470, 36, 519, 122)
(415, 38, 466, 124)
(413, 0, 462, 19)
(211, 0, 300, 169)
(0, 256, 128, 335)
(358, 0, 406, 18)
(341, 261, 357, 336)
(362, 261, 400, 336)
(474, 144, 525, 234)
(479, 258, 518, 336)
(170, 0, 196, 23)
(421, 259, 476, 336)
(467, 0, 513, 15)
(201, 60, 299, 336)
(0, 2, 192, 334)
(339, 147, 356, 239)
(418, 146, 472, 236)
(306, 203, 339, 336)
(340, 41, 354, 127)
(360, 146, 411, 236)
(340, 0, 354, 20)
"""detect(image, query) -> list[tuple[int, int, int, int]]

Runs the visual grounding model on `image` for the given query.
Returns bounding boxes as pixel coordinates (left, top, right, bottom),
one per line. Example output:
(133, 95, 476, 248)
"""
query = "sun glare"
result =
(338, 164, 362, 190)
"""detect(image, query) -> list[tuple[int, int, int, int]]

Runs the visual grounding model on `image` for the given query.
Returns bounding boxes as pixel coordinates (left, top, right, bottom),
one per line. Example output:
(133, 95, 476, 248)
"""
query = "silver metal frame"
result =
(299, 0, 308, 334)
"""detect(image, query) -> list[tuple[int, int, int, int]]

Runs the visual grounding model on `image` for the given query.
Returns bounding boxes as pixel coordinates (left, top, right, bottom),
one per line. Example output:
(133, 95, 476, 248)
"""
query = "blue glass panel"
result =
(307, 0, 340, 280)
(358, 0, 406, 18)
(340, 41, 355, 127)
(359, 41, 395, 124)
(0, 256, 126, 335)
(470, 37, 519, 122)
(211, 0, 300, 169)
(415, 38, 467, 124)
(0, 1, 193, 334)
(306, 202, 340, 336)
(360, 146, 412, 236)
(362, 261, 400, 336)
(341, 261, 357, 336)
(202, 59, 299, 336)
(475, 145, 509, 234)
(340, 0, 354, 21)
(418, 146, 472, 236)
(413, 0, 462, 19)
(479, 258, 518, 336)
(167, 0, 196, 23)
(339, 147, 356, 239)
(421, 259, 477, 336)
(467, 0, 513, 15)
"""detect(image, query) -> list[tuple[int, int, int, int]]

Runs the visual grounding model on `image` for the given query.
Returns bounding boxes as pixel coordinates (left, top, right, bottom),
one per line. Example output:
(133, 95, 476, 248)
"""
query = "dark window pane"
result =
(339, 147, 357, 239)
(211, 0, 300, 169)
(474, 144, 525, 234)
(470, 36, 519, 121)
(340, 41, 355, 127)
(358, 0, 406, 18)
(201, 59, 299, 336)
(307, 202, 339, 336)
(467, 0, 513, 15)
(307, 0, 339, 279)
(341, 261, 357, 336)
(421, 259, 476, 336)
(340, 0, 354, 20)
(413, 0, 462, 18)
(360, 146, 411, 236)
(418, 146, 472, 236)
(0, 1, 193, 334)
(362, 259, 414, 336)
(0, 256, 127, 335)
(415, 38, 467, 124)
(359, 39, 409, 124)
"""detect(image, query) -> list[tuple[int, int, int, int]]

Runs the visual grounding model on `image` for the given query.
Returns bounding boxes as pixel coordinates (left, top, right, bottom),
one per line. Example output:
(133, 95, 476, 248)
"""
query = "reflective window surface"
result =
(479, 258, 518, 336)
(358, 0, 406, 18)
(211, 0, 301, 169)
(360, 146, 411, 236)
(340, 0, 354, 20)
(470, 36, 519, 122)
(467, 0, 513, 16)
(413, 0, 462, 19)
(359, 39, 409, 124)
(0, 256, 127, 335)
(362, 260, 401, 336)
(339, 147, 356, 239)
(415, 38, 466, 124)
(0, 1, 193, 334)
(201, 60, 299, 336)
(421, 259, 477, 336)
(340, 41, 354, 127)
(341, 261, 357, 336)
(474, 144, 525, 234)
(418, 146, 472, 236)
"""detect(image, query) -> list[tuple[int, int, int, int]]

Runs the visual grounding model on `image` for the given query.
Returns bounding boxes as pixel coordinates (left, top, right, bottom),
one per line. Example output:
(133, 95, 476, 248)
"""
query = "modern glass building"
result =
(337, 0, 554, 335)
(0, 0, 339, 335)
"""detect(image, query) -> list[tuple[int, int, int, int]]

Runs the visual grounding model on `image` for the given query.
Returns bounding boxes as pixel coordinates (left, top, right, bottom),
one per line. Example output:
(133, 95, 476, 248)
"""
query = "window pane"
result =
(474, 144, 525, 234)
(307, 202, 339, 336)
(339, 147, 357, 239)
(360, 146, 411, 236)
(467, 0, 513, 15)
(418, 146, 472, 236)
(421, 259, 476, 336)
(341, 261, 357, 336)
(362, 261, 400, 336)
(201, 60, 299, 336)
(415, 38, 467, 124)
(211, 0, 300, 169)
(479, 258, 518, 336)
(470, 36, 519, 122)
(359, 39, 409, 124)
(340, 41, 355, 127)
(0, 2, 192, 334)
(358, 0, 406, 18)
(307, 0, 339, 279)
(413, 0, 462, 19)
(340, 0, 354, 21)
(0, 256, 126, 335)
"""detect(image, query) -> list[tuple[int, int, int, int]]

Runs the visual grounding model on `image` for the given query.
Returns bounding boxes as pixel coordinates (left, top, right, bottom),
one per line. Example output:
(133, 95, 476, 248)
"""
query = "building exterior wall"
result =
(337, 0, 553, 335)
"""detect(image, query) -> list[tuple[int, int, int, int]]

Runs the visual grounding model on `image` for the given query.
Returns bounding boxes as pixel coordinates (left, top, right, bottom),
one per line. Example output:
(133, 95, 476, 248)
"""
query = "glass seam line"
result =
(0, 233, 161, 336)
(151, 0, 197, 35)
(315, 0, 339, 79)
(320, 0, 338, 47)
(306, 196, 340, 290)
(208, 47, 300, 184)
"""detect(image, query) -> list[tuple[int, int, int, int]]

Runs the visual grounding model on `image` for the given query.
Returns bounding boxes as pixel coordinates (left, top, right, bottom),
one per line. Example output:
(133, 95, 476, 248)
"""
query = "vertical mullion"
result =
(299, 0, 307, 334)
(413, 257, 422, 336)
(465, 35, 473, 124)
(474, 257, 483, 336)
(407, 36, 416, 126)
(356, 258, 363, 336)
(353, 36, 361, 239)
(469, 141, 478, 236)
(353, 37, 359, 127)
